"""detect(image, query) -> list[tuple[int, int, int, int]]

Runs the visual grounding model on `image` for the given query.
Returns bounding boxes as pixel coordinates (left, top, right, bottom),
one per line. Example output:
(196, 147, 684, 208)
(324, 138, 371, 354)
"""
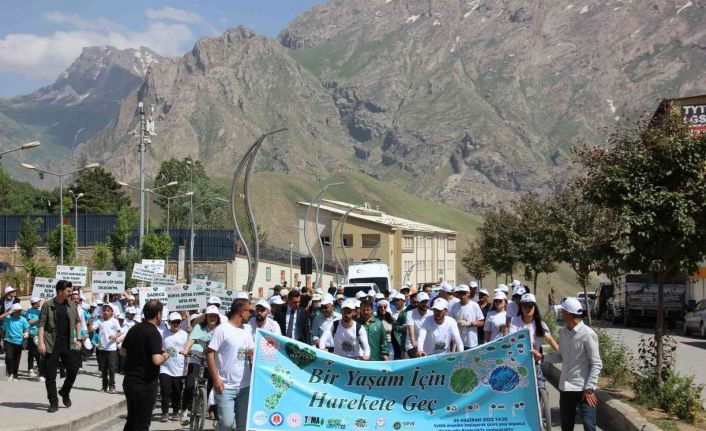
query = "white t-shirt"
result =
(405, 308, 433, 350)
(248, 316, 281, 338)
(507, 301, 520, 319)
(95, 318, 121, 351)
(161, 329, 188, 377)
(453, 301, 485, 348)
(312, 313, 340, 347)
(319, 321, 370, 359)
(508, 315, 549, 351)
(447, 297, 460, 313)
(483, 310, 507, 342)
(417, 316, 464, 355)
(208, 322, 254, 389)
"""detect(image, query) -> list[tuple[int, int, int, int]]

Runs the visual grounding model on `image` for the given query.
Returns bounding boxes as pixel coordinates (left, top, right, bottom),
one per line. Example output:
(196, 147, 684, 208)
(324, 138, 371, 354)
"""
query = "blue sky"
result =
(0, 0, 325, 97)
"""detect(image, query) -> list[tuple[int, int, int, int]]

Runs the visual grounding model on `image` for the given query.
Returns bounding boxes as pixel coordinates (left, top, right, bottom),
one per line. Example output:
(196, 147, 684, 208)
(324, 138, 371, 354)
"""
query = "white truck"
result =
(347, 260, 391, 296)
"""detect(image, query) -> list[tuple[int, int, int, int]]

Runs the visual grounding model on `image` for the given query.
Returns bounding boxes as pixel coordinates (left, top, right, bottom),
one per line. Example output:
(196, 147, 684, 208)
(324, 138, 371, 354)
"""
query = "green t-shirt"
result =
(188, 324, 213, 353)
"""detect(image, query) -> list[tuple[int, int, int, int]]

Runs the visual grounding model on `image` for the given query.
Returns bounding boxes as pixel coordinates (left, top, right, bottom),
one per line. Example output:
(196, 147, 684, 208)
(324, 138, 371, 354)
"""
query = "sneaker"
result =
(28, 369, 37, 378)
(170, 412, 180, 421)
(160, 413, 169, 423)
(101, 387, 108, 393)
(108, 386, 116, 394)
(37, 376, 45, 382)
(180, 410, 189, 425)
(7, 376, 14, 382)
(47, 404, 59, 413)
(58, 389, 72, 407)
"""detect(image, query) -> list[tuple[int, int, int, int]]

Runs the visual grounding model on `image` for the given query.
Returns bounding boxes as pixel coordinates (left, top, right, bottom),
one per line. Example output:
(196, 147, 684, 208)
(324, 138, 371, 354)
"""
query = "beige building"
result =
(297, 200, 457, 289)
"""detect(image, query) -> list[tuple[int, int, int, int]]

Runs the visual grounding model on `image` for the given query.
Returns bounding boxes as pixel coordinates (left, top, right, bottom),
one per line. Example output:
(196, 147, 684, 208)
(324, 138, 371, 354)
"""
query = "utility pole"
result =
(134, 102, 155, 249)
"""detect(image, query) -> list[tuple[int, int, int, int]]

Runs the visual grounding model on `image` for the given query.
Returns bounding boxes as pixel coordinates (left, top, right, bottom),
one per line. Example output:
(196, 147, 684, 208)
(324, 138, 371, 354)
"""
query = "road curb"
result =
(31, 398, 127, 431)
(543, 362, 661, 431)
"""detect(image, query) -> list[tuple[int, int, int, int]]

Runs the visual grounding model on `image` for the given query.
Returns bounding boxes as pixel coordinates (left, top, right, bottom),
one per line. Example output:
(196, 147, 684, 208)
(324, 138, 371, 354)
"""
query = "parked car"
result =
(684, 299, 706, 338)
(577, 291, 596, 314)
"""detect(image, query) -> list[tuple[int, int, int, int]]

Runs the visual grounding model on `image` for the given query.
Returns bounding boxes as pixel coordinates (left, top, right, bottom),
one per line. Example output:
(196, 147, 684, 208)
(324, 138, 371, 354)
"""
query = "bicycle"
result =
(535, 360, 552, 431)
(186, 350, 209, 431)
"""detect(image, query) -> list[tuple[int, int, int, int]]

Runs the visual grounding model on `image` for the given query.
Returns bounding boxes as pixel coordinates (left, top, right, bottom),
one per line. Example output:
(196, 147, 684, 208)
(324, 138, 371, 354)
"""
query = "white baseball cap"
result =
(375, 292, 385, 300)
(235, 291, 250, 300)
(400, 284, 411, 291)
(130, 288, 139, 294)
(511, 279, 522, 287)
(208, 296, 222, 305)
(431, 298, 449, 310)
(416, 292, 430, 302)
(312, 293, 322, 301)
(367, 289, 375, 297)
(389, 288, 398, 297)
(377, 299, 389, 308)
(269, 296, 285, 305)
(478, 288, 489, 296)
(168, 312, 182, 321)
(256, 299, 271, 310)
(512, 285, 526, 296)
(4, 286, 15, 294)
(455, 284, 470, 293)
(116, 313, 125, 319)
(440, 282, 454, 293)
(11, 303, 22, 311)
(520, 293, 537, 304)
(30, 296, 41, 303)
(320, 296, 334, 306)
(495, 284, 509, 294)
(341, 299, 357, 310)
(561, 297, 583, 315)
(493, 291, 507, 301)
(394, 293, 406, 301)
(190, 312, 202, 322)
(469, 281, 479, 288)
(125, 307, 136, 314)
(280, 288, 289, 297)
(355, 291, 367, 300)
(96, 299, 104, 305)
(205, 305, 221, 315)
(81, 303, 90, 311)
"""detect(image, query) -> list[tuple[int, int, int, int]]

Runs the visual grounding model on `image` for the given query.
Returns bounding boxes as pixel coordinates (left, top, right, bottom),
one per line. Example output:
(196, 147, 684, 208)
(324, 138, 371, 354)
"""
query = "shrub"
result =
(92, 243, 111, 270)
(141, 230, 173, 261)
(46, 224, 77, 264)
(596, 329, 633, 386)
(17, 217, 42, 261)
(659, 372, 704, 423)
(22, 260, 53, 280)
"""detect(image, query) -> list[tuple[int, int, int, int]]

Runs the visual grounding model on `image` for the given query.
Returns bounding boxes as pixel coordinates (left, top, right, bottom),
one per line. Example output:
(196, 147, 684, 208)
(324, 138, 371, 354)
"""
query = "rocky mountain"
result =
(63, 0, 706, 209)
(0, 46, 161, 180)
(76, 27, 358, 183)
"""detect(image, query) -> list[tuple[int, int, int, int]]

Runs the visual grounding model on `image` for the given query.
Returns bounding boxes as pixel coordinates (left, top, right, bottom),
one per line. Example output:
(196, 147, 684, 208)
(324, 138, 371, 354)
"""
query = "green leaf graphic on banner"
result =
(285, 343, 316, 369)
(449, 368, 479, 394)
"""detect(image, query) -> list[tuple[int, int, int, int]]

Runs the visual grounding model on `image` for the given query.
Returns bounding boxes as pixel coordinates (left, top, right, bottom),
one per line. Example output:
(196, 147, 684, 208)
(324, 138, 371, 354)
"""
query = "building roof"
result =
(297, 199, 456, 235)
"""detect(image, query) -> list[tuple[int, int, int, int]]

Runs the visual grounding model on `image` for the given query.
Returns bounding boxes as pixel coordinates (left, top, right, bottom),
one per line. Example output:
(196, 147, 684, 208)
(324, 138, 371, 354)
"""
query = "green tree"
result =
(17, 217, 42, 261)
(461, 240, 490, 287)
(574, 115, 706, 387)
(46, 224, 77, 264)
(107, 206, 139, 269)
(68, 167, 130, 214)
(0, 166, 46, 214)
(92, 243, 111, 270)
(478, 208, 519, 281)
(510, 193, 558, 296)
(552, 187, 623, 325)
(142, 230, 173, 260)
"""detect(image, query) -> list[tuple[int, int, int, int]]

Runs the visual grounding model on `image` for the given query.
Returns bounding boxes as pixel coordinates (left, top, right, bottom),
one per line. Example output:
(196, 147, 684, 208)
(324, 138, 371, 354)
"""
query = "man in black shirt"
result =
(38, 280, 82, 412)
(119, 300, 169, 431)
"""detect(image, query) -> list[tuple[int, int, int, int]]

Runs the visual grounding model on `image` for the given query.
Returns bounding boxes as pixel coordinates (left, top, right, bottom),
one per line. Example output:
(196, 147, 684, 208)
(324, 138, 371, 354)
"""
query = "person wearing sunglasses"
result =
(159, 312, 188, 422)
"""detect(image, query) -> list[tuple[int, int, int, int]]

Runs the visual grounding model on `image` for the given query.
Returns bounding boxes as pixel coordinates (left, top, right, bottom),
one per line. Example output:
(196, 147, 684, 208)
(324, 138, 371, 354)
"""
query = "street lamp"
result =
(306, 182, 345, 289)
(69, 190, 84, 246)
(185, 160, 196, 282)
(21, 161, 99, 264)
(150, 190, 193, 234)
(0, 141, 40, 160)
(118, 181, 178, 232)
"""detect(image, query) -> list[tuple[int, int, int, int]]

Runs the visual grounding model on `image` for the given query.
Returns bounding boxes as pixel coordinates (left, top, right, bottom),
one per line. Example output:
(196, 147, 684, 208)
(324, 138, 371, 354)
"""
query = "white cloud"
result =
(42, 11, 125, 32)
(0, 14, 196, 81)
(145, 7, 205, 24)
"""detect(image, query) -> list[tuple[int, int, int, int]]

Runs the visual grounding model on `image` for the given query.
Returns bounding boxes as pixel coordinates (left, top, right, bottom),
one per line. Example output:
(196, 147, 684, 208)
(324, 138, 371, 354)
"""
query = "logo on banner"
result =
(269, 412, 284, 427)
(287, 413, 302, 428)
(303, 416, 324, 427)
(252, 411, 267, 426)
(259, 336, 280, 359)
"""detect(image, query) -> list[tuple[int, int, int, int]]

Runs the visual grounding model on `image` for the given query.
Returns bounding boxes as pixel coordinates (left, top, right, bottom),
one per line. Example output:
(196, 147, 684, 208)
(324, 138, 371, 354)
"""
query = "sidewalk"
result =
(0, 353, 126, 431)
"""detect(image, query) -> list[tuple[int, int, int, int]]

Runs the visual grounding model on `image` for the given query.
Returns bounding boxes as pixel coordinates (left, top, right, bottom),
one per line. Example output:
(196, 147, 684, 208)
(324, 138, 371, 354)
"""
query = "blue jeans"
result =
(559, 390, 597, 431)
(215, 386, 250, 431)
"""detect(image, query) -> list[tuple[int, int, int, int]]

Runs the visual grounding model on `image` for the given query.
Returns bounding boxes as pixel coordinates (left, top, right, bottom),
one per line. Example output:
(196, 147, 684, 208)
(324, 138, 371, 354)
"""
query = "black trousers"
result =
(4, 341, 23, 378)
(123, 381, 157, 431)
(559, 390, 597, 431)
(44, 337, 79, 406)
(97, 350, 118, 388)
(182, 363, 215, 412)
(159, 373, 184, 414)
(27, 336, 42, 373)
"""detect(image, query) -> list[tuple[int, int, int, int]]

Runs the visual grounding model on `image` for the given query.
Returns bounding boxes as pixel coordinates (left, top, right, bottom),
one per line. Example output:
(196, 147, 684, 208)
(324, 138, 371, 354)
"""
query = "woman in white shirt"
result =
(159, 312, 188, 423)
(508, 293, 559, 360)
(483, 291, 507, 343)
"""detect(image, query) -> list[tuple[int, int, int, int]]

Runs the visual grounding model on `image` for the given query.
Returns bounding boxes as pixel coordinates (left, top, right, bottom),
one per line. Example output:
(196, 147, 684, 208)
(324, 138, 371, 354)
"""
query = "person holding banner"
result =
(357, 300, 388, 361)
(318, 299, 370, 360)
(484, 291, 508, 343)
(207, 300, 254, 431)
(38, 280, 83, 413)
(312, 295, 340, 351)
(450, 284, 485, 349)
(249, 300, 281, 338)
(415, 298, 464, 356)
(405, 291, 432, 358)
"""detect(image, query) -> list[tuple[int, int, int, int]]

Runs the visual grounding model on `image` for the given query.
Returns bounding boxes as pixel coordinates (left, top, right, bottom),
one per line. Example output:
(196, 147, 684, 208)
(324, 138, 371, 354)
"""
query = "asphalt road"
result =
(601, 322, 706, 405)
(91, 380, 604, 431)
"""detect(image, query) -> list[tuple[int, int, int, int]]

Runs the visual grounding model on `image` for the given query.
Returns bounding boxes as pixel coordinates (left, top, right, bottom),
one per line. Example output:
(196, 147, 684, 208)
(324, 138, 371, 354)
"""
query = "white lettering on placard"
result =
(151, 273, 177, 288)
(167, 284, 208, 312)
(139, 286, 168, 309)
(91, 271, 126, 294)
(132, 263, 155, 282)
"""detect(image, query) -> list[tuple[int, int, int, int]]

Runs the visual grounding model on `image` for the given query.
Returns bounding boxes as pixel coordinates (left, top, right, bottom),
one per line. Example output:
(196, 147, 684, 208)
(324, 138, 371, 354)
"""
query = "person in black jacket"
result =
(274, 290, 311, 344)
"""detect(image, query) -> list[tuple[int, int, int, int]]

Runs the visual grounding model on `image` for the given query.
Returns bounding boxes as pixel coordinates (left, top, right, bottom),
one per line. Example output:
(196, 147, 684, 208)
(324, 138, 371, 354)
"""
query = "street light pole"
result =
(289, 242, 293, 287)
(0, 141, 40, 160)
(69, 191, 84, 246)
(312, 182, 344, 289)
(21, 162, 99, 264)
(185, 160, 195, 282)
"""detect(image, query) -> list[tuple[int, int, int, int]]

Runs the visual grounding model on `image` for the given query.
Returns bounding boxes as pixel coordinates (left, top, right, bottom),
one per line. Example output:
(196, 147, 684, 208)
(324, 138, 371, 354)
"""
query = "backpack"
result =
(332, 320, 364, 345)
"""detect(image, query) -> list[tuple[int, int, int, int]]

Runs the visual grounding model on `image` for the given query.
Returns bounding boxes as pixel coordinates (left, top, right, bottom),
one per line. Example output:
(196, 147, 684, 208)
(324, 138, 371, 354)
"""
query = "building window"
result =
(426, 237, 432, 247)
(426, 259, 432, 270)
(438, 259, 444, 271)
(437, 237, 445, 250)
(361, 233, 381, 248)
(320, 236, 331, 246)
(404, 260, 414, 272)
(447, 259, 455, 271)
(417, 237, 424, 247)
(447, 238, 456, 252)
(417, 259, 424, 271)
(403, 236, 414, 250)
(341, 234, 353, 247)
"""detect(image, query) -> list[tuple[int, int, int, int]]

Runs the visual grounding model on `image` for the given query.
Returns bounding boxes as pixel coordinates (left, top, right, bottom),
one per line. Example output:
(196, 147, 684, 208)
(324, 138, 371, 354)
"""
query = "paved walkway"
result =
(0, 353, 125, 431)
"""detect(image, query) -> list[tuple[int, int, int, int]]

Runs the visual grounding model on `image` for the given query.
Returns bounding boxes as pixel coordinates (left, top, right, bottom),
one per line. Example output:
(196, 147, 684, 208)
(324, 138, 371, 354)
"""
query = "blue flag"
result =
(247, 329, 542, 430)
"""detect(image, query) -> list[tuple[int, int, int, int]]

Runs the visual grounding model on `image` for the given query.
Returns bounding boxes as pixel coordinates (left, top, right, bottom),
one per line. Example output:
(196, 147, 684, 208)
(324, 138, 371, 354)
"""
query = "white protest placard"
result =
(55, 265, 88, 286)
(139, 286, 168, 309)
(151, 273, 177, 288)
(132, 263, 155, 282)
(209, 286, 236, 315)
(192, 279, 224, 294)
(167, 284, 208, 312)
(91, 271, 126, 295)
(141, 259, 165, 274)
(32, 277, 57, 300)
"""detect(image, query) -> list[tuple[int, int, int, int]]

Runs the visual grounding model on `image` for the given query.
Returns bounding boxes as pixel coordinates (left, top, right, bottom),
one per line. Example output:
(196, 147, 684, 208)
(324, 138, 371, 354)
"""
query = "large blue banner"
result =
(247, 329, 541, 431)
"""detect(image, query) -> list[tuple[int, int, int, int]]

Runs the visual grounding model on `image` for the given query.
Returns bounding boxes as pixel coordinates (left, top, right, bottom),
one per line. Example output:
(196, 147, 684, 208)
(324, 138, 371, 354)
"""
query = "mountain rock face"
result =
(76, 27, 358, 183)
(0, 46, 161, 153)
(278, 0, 706, 208)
